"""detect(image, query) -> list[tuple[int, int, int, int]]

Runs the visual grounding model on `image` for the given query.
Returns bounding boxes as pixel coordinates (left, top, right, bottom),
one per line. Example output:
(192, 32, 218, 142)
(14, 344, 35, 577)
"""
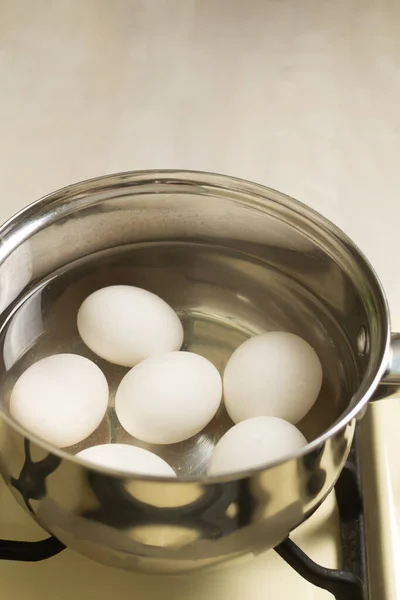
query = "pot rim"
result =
(0, 169, 392, 483)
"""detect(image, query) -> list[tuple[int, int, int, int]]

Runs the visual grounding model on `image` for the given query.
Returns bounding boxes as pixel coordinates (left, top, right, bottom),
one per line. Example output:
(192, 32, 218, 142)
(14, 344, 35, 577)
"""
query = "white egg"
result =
(10, 354, 109, 448)
(77, 285, 184, 367)
(76, 444, 176, 476)
(208, 416, 307, 476)
(115, 351, 222, 444)
(223, 332, 323, 424)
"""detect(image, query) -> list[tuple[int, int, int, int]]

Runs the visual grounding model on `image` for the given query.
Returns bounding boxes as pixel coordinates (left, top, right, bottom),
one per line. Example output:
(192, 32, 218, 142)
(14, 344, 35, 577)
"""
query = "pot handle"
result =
(374, 333, 400, 401)
(381, 333, 400, 385)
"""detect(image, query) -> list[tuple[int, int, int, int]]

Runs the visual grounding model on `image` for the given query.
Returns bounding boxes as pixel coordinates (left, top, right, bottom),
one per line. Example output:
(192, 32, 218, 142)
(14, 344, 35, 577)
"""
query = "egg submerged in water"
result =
(223, 331, 323, 424)
(115, 351, 223, 444)
(77, 285, 184, 367)
(208, 416, 307, 476)
(76, 444, 176, 476)
(9, 354, 109, 448)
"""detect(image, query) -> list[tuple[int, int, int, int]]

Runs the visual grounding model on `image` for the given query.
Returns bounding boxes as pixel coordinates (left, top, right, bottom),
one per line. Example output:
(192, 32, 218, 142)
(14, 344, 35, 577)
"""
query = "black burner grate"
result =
(275, 453, 367, 600)
(0, 536, 65, 562)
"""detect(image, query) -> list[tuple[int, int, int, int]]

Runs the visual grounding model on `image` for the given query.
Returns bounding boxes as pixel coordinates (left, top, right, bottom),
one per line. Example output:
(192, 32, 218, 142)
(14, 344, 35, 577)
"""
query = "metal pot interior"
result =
(0, 171, 389, 477)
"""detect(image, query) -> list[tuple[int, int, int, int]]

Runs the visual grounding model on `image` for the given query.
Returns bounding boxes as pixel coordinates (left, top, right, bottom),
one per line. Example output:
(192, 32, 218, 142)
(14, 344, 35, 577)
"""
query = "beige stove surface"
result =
(1, 0, 400, 598)
(0, 479, 339, 599)
(360, 398, 400, 600)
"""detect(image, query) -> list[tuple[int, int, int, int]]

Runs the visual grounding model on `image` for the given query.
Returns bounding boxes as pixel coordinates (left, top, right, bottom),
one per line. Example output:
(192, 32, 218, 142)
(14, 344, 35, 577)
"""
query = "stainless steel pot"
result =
(0, 170, 398, 574)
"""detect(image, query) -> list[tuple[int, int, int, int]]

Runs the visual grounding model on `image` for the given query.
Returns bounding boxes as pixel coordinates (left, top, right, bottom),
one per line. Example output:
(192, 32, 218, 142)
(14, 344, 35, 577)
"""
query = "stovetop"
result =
(0, 430, 368, 600)
(2, 397, 400, 600)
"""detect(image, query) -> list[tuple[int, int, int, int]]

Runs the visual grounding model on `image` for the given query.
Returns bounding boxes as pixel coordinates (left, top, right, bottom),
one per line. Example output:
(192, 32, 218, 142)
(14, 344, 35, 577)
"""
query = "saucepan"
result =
(0, 170, 398, 574)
